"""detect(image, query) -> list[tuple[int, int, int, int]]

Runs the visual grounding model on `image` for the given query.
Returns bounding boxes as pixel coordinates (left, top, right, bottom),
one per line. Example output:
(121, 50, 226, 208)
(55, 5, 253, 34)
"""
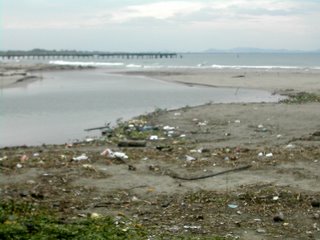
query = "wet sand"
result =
(1, 63, 320, 239)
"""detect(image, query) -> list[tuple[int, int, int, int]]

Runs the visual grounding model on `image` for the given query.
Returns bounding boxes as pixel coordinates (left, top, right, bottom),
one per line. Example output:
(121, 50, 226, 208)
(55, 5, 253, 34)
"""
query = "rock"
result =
(257, 228, 266, 233)
(273, 212, 284, 222)
(311, 199, 320, 208)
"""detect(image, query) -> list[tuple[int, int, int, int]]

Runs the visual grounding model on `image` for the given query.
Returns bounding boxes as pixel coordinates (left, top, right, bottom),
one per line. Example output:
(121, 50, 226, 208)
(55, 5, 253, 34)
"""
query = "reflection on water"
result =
(0, 69, 282, 146)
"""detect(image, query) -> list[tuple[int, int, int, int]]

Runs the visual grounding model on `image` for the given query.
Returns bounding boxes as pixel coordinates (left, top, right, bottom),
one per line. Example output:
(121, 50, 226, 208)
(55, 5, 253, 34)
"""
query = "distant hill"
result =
(204, 48, 319, 53)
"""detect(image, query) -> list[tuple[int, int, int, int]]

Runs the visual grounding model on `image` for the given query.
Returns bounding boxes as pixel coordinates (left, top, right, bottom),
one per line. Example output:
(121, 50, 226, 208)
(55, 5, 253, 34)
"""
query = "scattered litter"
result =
(277, 134, 282, 138)
(163, 125, 175, 131)
(258, 152, 264, 157)
(20, 155, 28, 162)
(228, 204, 238, 209)
(183, 225, 201, 230)
(72, 154, 89, 161)
(90, 213, 102, 219)
(16, 163, 23, 169)
(273, 212, 284, 222)
(273, 196, 279, 201)
(33, 153, 40, 157)
(82, 164, 96, 171)
(85, 138, 94, 143)
(185, 155, 196, 162)
(198, 121, 208, 126)
(101, 148, 128, 160)
(234, 120, 241, 123)
(257, 228, 266, 234)
(180, 134, 186, 138)
(265, 153, 273, 158)
(149, 135, 158, 140)
(0, 156, 8, 161)
(285, 144, 295, 149)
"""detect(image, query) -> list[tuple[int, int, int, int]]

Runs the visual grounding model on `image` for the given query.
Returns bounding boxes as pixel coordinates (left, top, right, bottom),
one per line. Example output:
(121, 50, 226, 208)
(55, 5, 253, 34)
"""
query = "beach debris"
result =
(285, 143, 295, 149)
(183, 225, 201, 230)
(128, 165, 136, 171)
(101, 148, 128, 160)
(185, 155, 196, 162)
(33, 153, 40, 157)
(72, 154, 89, 161)
(273, 212, 284, 222)
(228, 204, 238, 209)
(20, 154, 28, 163)
(16, 163, 23, 169)
(85, 138, 95, 143)
(149, 135, 159, 141)
(163, 125, 175, 131)
(90, 213, 102, 219)
(277, 134, 282, 138)
(265, 153, 273, 158)
(311, 199, 320, 208)
(169, 164, 252, 180)
(273, 196, 280, 201)
(258, 152, 264, 157)
(256, 228, 266, 234)
(82, 164, 97, 171)
(118, 140, 146, 147)
(0, 156, 8, 161)
(197, 121, 208, 126)
(179, 134, 186, 138)
(234, 120, 241, 123)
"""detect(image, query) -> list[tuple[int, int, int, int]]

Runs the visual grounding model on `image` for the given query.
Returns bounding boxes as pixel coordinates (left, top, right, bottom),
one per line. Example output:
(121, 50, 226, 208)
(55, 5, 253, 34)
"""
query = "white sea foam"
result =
(126, 64, 143, 68)
(49, 60, 124, 67)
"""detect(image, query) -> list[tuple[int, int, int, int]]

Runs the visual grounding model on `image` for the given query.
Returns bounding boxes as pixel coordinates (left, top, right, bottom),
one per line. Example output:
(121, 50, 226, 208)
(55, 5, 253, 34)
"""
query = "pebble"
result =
(256, 228, 266, 234)
(273, 212, 284, 222)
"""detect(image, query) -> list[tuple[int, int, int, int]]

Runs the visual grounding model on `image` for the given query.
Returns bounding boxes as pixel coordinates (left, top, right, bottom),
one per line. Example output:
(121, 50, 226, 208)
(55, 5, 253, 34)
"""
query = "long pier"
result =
(0, 52, 179, 60)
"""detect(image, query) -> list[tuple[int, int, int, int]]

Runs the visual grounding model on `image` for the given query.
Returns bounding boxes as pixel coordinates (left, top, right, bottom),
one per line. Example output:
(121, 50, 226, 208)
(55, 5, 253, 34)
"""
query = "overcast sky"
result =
(1, 0, 320, 51)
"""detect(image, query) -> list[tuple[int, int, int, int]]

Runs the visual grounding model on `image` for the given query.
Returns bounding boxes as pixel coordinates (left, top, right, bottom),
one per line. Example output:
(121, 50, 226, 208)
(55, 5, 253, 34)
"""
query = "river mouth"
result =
(0, 69, 283, 147)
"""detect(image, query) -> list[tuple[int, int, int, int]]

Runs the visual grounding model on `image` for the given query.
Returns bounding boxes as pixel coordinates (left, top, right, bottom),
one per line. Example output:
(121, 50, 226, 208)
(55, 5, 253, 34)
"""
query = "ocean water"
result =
(34, 52, 320, 70)
(2, 52, 316, 146)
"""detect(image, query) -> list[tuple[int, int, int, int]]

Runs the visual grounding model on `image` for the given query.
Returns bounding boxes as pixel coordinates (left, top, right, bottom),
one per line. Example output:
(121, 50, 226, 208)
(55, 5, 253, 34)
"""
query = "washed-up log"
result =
(118, 140, 147, 147)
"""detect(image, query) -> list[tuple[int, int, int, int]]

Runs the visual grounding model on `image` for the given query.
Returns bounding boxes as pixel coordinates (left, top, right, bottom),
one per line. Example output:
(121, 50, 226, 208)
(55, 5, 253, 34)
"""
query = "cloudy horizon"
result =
(2, 0, 320, 51)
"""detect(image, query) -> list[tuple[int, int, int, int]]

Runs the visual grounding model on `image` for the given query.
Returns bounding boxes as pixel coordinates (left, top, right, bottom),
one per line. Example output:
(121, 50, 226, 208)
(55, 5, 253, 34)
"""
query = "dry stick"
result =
(170, 164, 252, 181)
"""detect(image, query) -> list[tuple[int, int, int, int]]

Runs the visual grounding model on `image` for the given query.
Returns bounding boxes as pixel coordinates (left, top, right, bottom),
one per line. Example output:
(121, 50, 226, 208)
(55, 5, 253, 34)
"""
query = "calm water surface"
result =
(0, 69, 282, 146)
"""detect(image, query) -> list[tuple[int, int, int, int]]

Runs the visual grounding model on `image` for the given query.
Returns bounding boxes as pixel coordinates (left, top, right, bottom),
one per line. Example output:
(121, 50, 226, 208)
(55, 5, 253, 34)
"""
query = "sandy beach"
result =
(1, 63, 320, 239)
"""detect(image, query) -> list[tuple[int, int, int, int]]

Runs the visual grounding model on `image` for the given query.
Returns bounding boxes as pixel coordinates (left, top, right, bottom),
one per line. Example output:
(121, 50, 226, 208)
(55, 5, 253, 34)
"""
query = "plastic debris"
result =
(149, 135, 159, 140)
(265, 153, 273, 158)
(273, 196, 279, 201)
(85, 138, 94, 143)
(180, 134, 186, 138)
(72, 154, 88, 161)
(285, 144, 295, 149)
(101, 148, 128, 160)
(16, 163, 23, 168)
(228, 204, 238, 209)
(0, 156, 8, 161)
(20, 155, 28, 162)
(185, 155, 196, 162)
(198, 121, 208, 126)
(258, 152, 264, 157)
(183, 225, 201, 230)
(163, 125, 175, 131)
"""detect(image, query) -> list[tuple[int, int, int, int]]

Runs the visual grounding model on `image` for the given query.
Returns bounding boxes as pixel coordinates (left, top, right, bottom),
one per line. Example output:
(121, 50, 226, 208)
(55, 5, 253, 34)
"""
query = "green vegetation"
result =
(281, 92, 320, 104)
(0, 200, 147, 240)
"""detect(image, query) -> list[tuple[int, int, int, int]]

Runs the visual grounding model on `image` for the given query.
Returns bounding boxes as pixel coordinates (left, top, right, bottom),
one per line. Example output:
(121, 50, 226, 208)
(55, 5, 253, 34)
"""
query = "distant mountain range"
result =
(204, 48, 320, 53)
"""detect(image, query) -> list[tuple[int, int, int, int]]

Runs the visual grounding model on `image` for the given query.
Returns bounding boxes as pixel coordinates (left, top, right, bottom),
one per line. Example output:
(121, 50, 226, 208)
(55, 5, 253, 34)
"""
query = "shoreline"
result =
(1, 63, 320, 239)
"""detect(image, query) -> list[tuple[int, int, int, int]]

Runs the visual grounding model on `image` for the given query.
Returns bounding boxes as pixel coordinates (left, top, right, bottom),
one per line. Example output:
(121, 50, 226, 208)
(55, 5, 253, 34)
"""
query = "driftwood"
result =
(118, 140, 147, 147)
(170, 164, 252, 181)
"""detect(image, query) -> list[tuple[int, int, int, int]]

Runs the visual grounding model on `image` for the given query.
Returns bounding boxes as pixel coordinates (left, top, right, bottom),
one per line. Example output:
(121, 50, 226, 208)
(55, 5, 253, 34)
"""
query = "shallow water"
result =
(0, 69, 282, 147)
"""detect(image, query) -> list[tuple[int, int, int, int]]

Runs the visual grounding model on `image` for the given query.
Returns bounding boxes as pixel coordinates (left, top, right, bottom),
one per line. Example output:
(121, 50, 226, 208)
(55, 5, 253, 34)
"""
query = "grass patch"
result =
(281, 92, 320, 104)
(0, 200, 147, 240)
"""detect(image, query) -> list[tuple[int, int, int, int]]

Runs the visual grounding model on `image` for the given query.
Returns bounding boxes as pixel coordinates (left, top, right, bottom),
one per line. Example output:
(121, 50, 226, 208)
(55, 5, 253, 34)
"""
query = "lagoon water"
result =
(0, 68, 282, 147)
